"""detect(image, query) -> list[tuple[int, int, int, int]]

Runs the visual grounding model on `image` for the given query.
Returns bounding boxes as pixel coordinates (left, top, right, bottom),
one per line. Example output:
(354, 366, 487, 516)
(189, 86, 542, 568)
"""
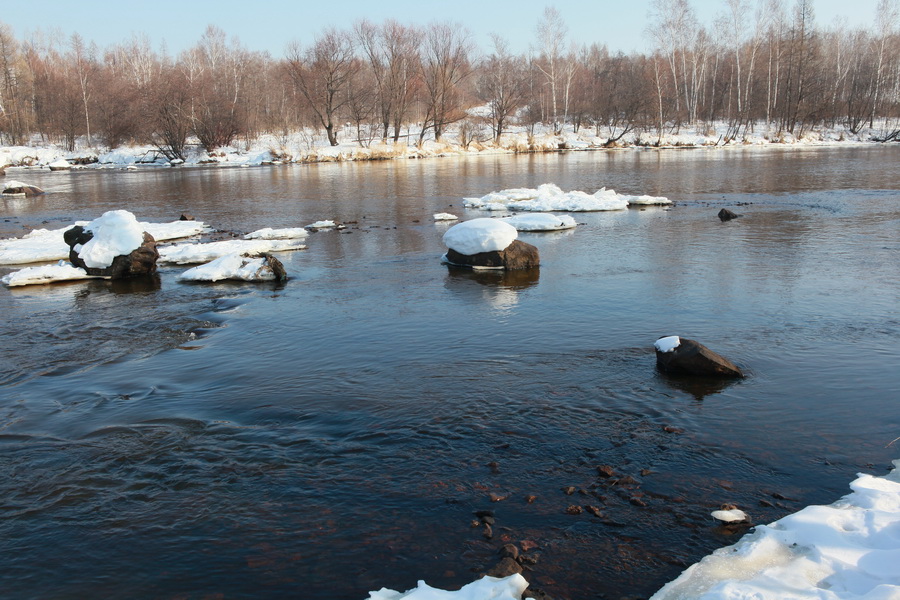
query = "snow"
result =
(711, 508, 750, 523)
(77, 210, 145, 268)
(1, 261, 95, 287)
(244, 227, 309, 240)
(651, 459, 900, 600)
(442, 218, 517, 255)
(158, 239, 306, 264)
(307, 220, 337, 229)
(501, 213, 577, 231)
(367, 574, 528, 600)
(433, 213, 459, 221)
(0, 219, 208, 265)
(464, 184, 630, 212)
(655, 336, 681, 353)
(622, 194, 672, 206)
(177, 253, 280, 282)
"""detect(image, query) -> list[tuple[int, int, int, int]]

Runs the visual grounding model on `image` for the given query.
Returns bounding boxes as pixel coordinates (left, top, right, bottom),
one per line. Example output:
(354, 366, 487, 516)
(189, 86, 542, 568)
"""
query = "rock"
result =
(596, 465, 616, 478)
(444, 240, 540, 270)
(65, 225, 159, 279)
(179, 213, 195, 221)
(498, 544, 519, 560)
(2, 180, 45, 196)
(262, 253, 287, 282)
(565, 505, 583, 515)
(718, 208, 741, 221)
(0, 165, 7, 176)
(482, 523, 493, 540)
(485, 557, 522, 578)
(655, 337, 744, 379)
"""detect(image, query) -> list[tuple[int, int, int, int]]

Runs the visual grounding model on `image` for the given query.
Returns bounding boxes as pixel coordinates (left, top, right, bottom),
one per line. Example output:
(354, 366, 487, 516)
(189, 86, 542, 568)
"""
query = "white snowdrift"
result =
(651, 459, 900, 600)
(0, 219, 208, 265)
(177, 253, 281, 282)
(367, 574, 528, 600)
(244, 227, 309, 240)
(443, 218, 517, 255)
(159, 239, 306, 264)
(464, 184, 669, 212)
(1, 262, 98, 287)
(501, 213, 577, 231)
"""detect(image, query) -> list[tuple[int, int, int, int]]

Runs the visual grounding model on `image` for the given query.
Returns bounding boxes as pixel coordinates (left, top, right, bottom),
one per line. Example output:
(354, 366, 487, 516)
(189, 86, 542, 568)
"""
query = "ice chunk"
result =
(367, 574, 528, 600)
(433, 213, 459, 221)
(2, 261, 95, 287)
(244, 227, 310, 240)
(159, 239, 306, 264)
(177, 253, 282, 282)
(501, 213, 576, 231)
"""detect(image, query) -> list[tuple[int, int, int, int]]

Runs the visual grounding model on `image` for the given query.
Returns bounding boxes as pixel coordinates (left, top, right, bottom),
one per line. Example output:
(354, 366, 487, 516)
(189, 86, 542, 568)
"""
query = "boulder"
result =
(655, 336, 744, 379)
(64, 225, 159, 279)
(444, 240, 540, 270)
(0, 165, 7, 176)
(718, 208, 741, 221)
(2, 180, 45, 196)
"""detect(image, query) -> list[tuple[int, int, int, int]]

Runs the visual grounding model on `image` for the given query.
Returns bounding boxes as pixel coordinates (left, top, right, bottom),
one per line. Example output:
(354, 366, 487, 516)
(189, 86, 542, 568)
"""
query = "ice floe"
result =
(463, 184, 669, 212)
(433, 213, 459, 221)
(177, 253, 285, 282)
(651, 459, 900, 600)
(158, 239, 306, 264)
(307, 220, 337, 229)
(501, 213, 577, 231)
(1, 261, 97, 287)
(443, 218, 517, 255)
(244, 227, 310, 240)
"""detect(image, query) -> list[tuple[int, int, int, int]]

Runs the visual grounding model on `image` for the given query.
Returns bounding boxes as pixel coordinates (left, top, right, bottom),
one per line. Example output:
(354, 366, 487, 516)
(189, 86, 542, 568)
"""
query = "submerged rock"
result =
(444, 240, 540, 270)
(718, 208, 741, 221)
(655, 336, 744, 379)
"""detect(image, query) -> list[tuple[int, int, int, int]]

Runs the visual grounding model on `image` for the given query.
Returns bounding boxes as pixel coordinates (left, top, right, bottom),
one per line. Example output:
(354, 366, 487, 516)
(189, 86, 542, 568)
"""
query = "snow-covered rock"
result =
(2, 180, 44, 196)
(433, 213, 459, 221)
(443, 218, 518, 255)
(75, 210, 145, 269)
(654, 336, 681, 353)
(652, 459, 900, 600)
(159, 239, 306, 264)
(177, 253, 287, 283)
(368, 574, 529, 600)
(501, 213, 577, 231)
(655, 337, 743, 379)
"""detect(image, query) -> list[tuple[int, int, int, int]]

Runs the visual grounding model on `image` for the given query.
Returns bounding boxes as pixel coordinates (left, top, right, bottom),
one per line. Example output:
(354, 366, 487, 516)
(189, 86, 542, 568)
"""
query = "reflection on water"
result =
(1, 147, 899, 599)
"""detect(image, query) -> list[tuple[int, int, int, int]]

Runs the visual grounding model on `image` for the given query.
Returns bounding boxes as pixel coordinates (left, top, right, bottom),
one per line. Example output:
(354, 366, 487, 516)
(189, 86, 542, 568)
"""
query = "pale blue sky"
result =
(0, 0, 883, 57)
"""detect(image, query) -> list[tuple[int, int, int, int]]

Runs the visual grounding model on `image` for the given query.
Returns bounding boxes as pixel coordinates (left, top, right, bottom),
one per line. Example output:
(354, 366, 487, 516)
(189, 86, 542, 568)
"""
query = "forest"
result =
(1, 0, 899, 160)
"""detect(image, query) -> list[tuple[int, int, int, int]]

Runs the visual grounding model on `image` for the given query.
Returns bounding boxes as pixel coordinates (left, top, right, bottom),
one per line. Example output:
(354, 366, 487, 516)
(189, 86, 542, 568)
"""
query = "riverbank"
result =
(1, 120, 896, 172)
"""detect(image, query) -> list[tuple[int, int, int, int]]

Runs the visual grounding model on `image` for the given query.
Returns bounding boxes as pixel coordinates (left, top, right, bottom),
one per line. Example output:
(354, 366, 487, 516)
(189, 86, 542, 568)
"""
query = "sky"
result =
(0, 0, 885, 57)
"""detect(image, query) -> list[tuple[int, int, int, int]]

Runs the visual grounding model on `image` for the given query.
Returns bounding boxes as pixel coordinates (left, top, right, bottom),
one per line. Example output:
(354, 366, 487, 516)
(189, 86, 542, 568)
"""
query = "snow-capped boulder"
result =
(49, 159, 72, 171)
(64, 210, 159, 279)
(654, 336, 744, 379)
(2, 180, 45, 196)
(443, 218, 518, 255)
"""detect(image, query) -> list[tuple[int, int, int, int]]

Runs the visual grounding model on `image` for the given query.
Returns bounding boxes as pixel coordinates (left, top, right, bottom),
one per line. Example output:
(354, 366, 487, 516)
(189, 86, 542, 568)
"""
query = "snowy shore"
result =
(1, 121, 894, 172)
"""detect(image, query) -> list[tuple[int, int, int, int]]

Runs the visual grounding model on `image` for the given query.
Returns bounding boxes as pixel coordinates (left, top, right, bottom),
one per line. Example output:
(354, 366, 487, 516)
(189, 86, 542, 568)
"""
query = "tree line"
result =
(1, 0, 899, 159)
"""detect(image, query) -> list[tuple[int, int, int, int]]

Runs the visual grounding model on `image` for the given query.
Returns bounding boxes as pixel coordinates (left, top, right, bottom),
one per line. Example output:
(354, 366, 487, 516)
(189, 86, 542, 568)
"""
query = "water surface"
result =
(1, 146, 899, 599)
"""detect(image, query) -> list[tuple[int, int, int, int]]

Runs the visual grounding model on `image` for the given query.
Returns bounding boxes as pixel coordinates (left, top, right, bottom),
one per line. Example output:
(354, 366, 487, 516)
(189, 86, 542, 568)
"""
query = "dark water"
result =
(1, 147, 899, 599)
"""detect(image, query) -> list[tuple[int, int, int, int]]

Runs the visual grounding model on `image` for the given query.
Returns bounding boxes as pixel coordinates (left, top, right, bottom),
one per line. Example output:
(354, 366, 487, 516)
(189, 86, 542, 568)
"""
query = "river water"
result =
(1, 147, 898, 599)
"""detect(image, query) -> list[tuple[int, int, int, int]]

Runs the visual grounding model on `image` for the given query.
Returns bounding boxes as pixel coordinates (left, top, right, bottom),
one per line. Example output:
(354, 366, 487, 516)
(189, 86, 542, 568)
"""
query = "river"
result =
(1, 146, 898, 599)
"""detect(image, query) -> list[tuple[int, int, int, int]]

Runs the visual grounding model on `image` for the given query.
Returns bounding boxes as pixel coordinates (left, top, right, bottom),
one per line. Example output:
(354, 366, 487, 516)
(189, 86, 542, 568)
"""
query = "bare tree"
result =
(534, 7, 577, 133)
(418, 22, 472, 144)
(285, 29, 358, 146)
(475, 35, 526, 143)
(0, 22, 33, 145)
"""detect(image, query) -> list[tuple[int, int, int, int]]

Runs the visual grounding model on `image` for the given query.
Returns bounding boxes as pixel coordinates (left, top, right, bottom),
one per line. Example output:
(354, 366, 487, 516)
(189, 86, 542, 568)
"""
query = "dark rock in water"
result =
(261, 253, 287, 282)
(445, 240, 540, 270)
(718, 208, 741, 221)
(179, 213, 195, 221)
(2, 182, 44, 196)
(485, 557, 522, 578)
(498, 544, 519, 560)
(65, 225, 159, 279)
(656, 337, 744, 379)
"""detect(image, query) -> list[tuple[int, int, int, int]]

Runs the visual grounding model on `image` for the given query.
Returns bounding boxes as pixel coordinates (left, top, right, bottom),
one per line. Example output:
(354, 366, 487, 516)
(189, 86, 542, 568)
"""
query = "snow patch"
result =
(367, 574, 528, 600)
(655, 336, 681, 353)
(711, 508, 749, 523)
(307, 220, 337, 229)
(1, 261, 95, 287)
(244, 227, 310, 240)
(433, 213, 459, 221)
(443, 218, 518, 255)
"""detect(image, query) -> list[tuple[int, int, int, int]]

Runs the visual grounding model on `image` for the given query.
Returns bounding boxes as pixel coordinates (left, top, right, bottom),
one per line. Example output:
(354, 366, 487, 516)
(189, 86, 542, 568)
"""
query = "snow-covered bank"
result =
(652, 459, 900, 600)
(1, 120, 895, 172)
